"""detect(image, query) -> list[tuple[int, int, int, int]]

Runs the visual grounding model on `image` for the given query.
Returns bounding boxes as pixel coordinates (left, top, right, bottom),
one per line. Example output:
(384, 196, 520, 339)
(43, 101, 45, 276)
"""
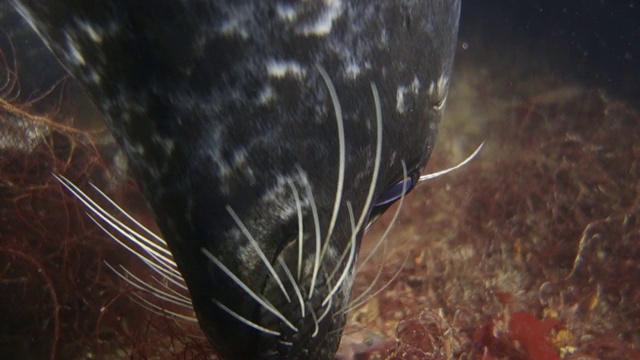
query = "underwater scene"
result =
(0, 1, 638, 359)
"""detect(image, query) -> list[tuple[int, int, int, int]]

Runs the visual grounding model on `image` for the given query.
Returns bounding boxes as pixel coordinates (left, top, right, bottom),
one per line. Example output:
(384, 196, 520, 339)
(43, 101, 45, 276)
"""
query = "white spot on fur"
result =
(276, 4, 299, 21)
(257, 85, 276, 104)
(300, 0, 343, 36)
(218, 10, 251, 39)
(344, 62, 362, 79)
(87, 70, 101, 84)
(428, 81, 436, 97)
(65, 33, 85, 65)
(396, 86, 408, 113)
(411, 76, 421, 94)
(267, 60, 306, 79)
(428, 74, 450, 111)
(438, 74, 450, 95)
(395, 76, 424, 114)
(77, 21, 103, 43)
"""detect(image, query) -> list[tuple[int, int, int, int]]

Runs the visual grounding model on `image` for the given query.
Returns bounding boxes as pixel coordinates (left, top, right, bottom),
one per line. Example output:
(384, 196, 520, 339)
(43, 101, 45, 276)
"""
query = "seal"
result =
(12, 1, 461, 358)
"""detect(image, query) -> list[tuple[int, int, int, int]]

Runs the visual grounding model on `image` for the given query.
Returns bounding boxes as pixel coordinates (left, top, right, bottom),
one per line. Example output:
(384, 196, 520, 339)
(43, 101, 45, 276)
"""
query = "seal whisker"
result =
(212, 298, 281, 337)
(85, 214, 186, 288)
(286, 180, 305, 281)
(101, 235, 188, 291)
(111, 263, 190, 306)
(148, 275, 192, 303)
(55, 175, 173, 259)
(300, 167, 323, 300)
(129, 293, 198, 323)
(54, 175, 179, 274)
(340, 252, 410, 317)
(356, 160, 409, 273)
(312, 297, 333, 339)
(322, 82, 383, 306)
(314, 65, 346, 283)
(106, 263, 192, 308)
(226, 205, 291, 303)
(323, 202, 356, 306)
(326, 202, 356, 283)
(201, 248, 298, 332)
(309, 302, 320, 338)
(317, 293, 333, 325)
(278, 257, 306, 319)
(418, 141, 485, 182)
(60, 183, 185, 289)
(88, 183, 169, 247)
(53, 175, 201, 322)
(346, 240, 387, 311)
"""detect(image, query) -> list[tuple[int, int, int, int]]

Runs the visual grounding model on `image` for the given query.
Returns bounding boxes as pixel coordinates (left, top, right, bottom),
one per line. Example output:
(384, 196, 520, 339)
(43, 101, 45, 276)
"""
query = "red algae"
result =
(508, 311, 561, 360)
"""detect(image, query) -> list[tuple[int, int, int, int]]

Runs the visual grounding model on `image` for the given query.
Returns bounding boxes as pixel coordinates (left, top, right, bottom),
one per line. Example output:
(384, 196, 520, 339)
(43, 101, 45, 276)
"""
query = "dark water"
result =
(0, 1, 638, 359)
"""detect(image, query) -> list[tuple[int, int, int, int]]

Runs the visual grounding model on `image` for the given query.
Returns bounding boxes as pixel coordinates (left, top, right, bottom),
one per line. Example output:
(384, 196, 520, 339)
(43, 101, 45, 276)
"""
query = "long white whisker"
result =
(112, 263, 190, 306)
(278, 258, 306, 319)
(226, 205, 291, 303)
(348, 235, 387, 309)
(201, 248, 298, 332)
(356, 160, 408, 272)
(53, 175, 196, 321)
(303, 168, 323, 299)
(107, 263, 192, 308)
(86, 211, 180, 276)
(287, 180, 305, 280)
(149, 276, 192, 303)
(339, 251, 410, 316)
(315, 65, 346, 279)
(114, 266, 190, 308)
(56, 175, 182, 286)
(88, 182, 167, 246)
(322, 82, 383, 306)
(322, 201, 355, 300)
(54, 175, 174, 261)
(309, 303, 320, 338)
(317, 293, 332, 324)
(86, 214, 186, 288)
(129, 292, 198, 323)
(212, 298, 281, 337)
(419, 141, 485, 182)
(327, 203, 356, 282)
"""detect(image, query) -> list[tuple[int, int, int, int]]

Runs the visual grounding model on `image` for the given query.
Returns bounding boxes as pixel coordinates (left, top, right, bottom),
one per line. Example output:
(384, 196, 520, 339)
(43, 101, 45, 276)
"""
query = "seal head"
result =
(13, 1, 461, 358)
